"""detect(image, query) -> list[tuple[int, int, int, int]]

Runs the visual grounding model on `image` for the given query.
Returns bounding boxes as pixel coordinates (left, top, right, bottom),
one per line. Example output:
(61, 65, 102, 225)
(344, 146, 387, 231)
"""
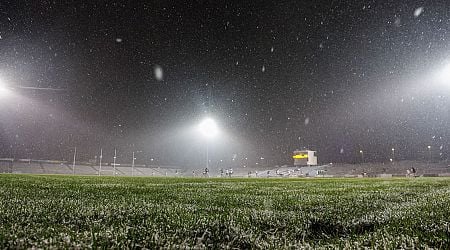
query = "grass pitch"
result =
(0, 175, 449, 248)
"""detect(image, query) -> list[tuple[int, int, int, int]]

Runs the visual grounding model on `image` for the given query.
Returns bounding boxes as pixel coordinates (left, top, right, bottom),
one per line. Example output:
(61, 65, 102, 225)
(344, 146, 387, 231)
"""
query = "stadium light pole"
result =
(427, 145, 432, 163)
(198, 118, 219, 170)
(132, 151, 136, 176)
(359, 150, 364, 163)
(98, 148, 103, 176)
(72, 147, 77, 175)
(113, 148, 117, 176)
(206, 143, 209, 169)
(391, 148, 395, 162)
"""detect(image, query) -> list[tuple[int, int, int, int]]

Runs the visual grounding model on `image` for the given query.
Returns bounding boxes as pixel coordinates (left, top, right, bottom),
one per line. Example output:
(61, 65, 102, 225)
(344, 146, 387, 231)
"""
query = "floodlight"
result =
(0, 84, 7, 94)
(439, 63, 450, 83)
(0, 81, 12, 97)
(199, 118, 219, 139)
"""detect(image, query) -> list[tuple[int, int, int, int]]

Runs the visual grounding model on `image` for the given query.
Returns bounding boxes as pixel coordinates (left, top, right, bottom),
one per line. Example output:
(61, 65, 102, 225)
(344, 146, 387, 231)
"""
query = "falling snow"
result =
(154, 65, 163, 81)
(0, 1, 448, 165)
(304, 118, 310, 125)
(414, 7, 424, 17)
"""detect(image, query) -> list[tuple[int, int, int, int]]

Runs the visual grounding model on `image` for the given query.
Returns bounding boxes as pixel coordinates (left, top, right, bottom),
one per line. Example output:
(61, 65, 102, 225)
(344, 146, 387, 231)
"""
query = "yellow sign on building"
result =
(293, 149, 318, 166)
(293, 154, 308, 159)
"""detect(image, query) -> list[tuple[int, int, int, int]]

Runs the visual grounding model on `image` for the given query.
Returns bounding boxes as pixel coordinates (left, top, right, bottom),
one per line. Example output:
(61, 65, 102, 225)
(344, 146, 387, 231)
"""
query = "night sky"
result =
(0, 1, 449, 167)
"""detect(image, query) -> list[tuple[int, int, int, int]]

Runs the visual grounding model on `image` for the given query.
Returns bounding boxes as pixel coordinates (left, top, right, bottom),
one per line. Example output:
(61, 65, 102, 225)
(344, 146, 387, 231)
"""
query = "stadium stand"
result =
(0, 159, 13, 173)
(322, 161, 450, 177)
(0, 159, 448, 177)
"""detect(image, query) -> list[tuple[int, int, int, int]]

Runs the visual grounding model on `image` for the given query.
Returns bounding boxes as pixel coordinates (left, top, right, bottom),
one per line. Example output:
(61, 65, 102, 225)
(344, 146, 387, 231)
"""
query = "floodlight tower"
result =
(98, 148, 103, 176)
(132, 151, 136, 176)
(198, 118, 219, 169)
(72, 147, 77, 175)
(113, 149, 117, 176)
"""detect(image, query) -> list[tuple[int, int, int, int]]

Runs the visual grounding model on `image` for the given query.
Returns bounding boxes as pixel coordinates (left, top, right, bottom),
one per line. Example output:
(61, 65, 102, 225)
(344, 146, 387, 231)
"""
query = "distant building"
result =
(293, 149, 318, 166)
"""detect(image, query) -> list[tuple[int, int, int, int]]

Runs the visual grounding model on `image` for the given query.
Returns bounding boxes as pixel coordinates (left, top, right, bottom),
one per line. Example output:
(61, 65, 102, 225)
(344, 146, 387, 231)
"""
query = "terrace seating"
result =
(11, 162, 45, 174)
(1, 159, 449, 177)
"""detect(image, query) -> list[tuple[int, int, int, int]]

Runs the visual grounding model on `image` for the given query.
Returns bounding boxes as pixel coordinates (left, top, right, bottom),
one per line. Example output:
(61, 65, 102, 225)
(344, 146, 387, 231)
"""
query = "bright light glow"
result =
(0, 80, 12, 97)
(198, 118, 219, 139)
(0, 84, 7, 94)
(437, 63, 450, 83)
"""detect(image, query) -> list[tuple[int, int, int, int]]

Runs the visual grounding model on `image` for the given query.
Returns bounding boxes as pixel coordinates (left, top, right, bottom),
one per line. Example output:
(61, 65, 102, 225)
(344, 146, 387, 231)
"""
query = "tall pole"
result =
(113, 148, 117, 176)
(428, 146, 432, 163)
(132, 151, 135, 176)
(98, 148, 103, 176)
(72, 147, 77, 175)
(206, 142, 209, 169)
